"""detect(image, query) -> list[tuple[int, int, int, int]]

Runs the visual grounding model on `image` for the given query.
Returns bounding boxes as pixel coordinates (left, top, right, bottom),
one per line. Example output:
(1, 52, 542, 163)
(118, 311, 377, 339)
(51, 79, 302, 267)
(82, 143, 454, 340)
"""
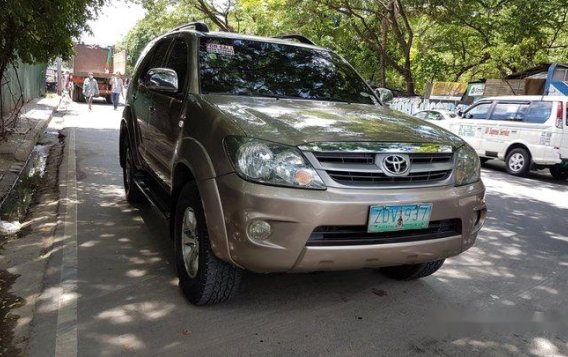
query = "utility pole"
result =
(56, 57, 62, 96)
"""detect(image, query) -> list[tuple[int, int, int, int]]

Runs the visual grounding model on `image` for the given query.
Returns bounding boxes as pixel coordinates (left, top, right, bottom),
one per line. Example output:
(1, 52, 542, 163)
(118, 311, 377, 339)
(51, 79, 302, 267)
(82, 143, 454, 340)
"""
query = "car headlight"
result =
(455, 144, 481, 186)
(224, 136, 326, 190)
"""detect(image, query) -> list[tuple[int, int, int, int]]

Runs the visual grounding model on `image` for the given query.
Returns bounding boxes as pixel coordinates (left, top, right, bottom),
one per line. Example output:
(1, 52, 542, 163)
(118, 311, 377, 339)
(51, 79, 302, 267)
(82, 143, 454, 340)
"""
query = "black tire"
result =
(71, 85, 82, 102)
(123, 145, 143, 204)
(550, 165, 568, 180)
(381, 259, 445, 280)
(174, 183, 242, 305)
(505, 148, 531, 176)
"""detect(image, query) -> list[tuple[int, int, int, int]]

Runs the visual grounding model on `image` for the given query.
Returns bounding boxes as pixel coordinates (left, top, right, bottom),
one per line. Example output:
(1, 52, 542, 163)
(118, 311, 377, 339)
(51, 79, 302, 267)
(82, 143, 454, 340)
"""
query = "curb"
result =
(0, 97, 62, 216)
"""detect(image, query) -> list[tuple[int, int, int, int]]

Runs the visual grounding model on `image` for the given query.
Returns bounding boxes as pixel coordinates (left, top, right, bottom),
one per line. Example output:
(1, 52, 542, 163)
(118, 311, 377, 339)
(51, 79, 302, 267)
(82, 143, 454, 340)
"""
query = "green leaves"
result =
(0, 0, 106, 68)
(119, 0, 568, 94)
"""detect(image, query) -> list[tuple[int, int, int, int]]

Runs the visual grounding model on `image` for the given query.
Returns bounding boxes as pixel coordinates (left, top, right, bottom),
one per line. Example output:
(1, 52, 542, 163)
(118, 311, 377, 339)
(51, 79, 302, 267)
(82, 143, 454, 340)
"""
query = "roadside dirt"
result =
(0, 131, 64, 356)
(0, 269, 24, 356)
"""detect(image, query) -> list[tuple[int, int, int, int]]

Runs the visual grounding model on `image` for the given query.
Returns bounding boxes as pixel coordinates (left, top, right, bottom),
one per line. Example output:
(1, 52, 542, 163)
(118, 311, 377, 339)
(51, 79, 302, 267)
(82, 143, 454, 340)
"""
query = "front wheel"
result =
(381, 259, 445, 280)
(550, 165, 568, 180)
(174, 183, 242, 305)
(505, 148, 531, 176)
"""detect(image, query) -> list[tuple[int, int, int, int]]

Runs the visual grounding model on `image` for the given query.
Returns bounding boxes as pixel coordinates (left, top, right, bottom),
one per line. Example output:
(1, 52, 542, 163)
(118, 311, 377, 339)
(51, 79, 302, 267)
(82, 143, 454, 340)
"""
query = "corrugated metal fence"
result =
(389, 97, 459, 115)
(1, 60, 47, 116)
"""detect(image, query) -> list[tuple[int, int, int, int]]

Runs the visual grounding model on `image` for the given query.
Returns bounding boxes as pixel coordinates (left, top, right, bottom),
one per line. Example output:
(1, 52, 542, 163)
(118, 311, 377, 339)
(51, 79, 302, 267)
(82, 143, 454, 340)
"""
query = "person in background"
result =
(111, 73, 124, 111)
(83, 72, 99, 111)
(63, 71, 70, 98)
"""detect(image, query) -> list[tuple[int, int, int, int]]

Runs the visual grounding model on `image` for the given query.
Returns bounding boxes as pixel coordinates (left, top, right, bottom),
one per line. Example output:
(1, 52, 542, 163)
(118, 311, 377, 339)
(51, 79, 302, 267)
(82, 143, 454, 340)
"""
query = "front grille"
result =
(307, 151, 454, 187)
(327, 170, 450, 184)
(410, 153, 453, 164)
(307, 219, 461, 246)
(313, 152, 375, 165)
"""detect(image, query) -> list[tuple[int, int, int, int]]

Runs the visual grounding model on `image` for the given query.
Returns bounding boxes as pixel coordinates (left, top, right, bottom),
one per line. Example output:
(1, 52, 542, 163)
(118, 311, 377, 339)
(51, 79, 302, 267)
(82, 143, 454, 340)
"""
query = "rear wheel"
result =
(505, 148, 531, 176)
(550, 165, 568, 180)
(123, 145, 143, 204)
(381, 259, 445, 280)
(175, 183, 242, 305)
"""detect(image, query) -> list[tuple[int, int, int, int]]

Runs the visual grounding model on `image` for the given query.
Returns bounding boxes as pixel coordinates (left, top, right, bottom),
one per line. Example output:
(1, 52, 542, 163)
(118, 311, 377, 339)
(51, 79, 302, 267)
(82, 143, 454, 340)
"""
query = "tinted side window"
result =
(415, 112, 427, 119)
(490, 102, 528, 121)
(164, 39, 189, 93)
(142, 40, 172, 83)
(427, 112, 441, 120)
(520, 101, 553, 123)
(465, 103, 492, 119)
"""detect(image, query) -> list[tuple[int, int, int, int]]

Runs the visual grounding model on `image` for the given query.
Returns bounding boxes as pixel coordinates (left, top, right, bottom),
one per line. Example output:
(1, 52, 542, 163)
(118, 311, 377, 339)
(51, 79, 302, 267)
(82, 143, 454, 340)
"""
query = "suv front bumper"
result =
(215, 174, 486, 273)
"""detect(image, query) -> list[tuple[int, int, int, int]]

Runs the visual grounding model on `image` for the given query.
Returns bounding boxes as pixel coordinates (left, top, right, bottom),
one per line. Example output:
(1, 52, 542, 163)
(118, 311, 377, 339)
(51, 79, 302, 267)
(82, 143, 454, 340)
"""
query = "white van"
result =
(449, 96, 568, 179)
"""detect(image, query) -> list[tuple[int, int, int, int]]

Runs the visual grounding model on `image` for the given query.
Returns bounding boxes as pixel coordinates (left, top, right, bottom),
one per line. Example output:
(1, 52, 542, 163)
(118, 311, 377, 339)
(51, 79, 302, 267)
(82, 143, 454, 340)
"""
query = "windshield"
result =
(199, 37, 376, 105)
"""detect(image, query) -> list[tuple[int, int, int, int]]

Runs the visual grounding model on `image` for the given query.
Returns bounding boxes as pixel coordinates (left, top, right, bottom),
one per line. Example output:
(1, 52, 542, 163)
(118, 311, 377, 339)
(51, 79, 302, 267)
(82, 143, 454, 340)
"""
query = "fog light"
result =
(247, 220, 271, 241)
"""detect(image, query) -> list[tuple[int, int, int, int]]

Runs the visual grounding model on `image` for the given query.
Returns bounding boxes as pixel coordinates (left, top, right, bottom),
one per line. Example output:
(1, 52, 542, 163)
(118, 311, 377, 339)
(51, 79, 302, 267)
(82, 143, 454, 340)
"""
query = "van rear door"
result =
(560, 100, 568, 160)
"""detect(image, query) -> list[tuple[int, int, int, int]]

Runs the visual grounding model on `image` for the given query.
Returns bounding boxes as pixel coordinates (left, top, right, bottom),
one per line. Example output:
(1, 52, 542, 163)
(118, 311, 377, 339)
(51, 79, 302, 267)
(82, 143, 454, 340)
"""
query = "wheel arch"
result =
(170, 160, 234, 266)
(505, 142, 532, 161)
(119, 106, 139, 169)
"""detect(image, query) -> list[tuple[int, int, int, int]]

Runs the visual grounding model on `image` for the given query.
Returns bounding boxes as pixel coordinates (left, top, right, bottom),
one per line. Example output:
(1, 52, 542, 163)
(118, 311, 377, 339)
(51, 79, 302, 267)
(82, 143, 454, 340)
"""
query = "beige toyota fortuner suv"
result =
(119, 22, 487, 305)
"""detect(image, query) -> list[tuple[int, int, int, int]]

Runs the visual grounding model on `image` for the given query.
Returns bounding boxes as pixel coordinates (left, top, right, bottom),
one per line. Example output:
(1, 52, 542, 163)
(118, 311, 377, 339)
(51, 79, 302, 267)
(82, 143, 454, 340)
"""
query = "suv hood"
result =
(204, 95, 464, 148)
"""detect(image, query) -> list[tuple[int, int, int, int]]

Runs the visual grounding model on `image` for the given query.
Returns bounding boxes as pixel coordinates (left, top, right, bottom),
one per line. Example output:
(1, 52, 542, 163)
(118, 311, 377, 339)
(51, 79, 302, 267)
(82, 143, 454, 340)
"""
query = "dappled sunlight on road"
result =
(22, 99, 566, 355)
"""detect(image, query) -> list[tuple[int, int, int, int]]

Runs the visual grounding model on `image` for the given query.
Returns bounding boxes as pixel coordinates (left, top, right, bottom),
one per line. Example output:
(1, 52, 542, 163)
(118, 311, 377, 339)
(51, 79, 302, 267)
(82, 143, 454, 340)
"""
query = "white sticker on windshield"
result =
(206, 43, 234, 56)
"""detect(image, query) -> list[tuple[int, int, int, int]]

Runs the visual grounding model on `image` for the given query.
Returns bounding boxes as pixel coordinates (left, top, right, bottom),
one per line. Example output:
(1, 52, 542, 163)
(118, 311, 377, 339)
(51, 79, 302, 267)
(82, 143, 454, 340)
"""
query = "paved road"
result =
(28, 99, 568, 356)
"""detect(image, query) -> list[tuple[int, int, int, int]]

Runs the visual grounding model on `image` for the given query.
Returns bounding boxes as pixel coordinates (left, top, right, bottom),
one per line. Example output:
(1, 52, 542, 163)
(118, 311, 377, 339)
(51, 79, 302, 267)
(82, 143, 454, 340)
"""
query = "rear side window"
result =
(465, 103, 492, 119)
(520, 101, 553, 123)
(415, 112, 427, 119)
(490, 102, 528, 121)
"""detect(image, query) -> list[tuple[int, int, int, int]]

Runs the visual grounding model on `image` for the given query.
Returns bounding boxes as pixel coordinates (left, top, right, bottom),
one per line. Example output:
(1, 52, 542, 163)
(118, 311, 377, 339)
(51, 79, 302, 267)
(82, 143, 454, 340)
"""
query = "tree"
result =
(122, 0, 568, 95)
(117, 1, 203, 73)
(0, 0, 105, 134)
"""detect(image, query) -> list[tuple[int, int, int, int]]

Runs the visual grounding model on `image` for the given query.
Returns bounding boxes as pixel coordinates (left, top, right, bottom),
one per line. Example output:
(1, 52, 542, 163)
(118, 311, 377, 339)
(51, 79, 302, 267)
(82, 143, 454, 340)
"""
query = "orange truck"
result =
(69, 44, 127, 103)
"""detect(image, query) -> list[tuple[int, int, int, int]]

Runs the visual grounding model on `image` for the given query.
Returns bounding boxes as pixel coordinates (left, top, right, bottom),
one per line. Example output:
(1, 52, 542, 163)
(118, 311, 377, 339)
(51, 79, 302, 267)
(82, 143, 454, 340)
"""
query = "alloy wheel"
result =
(181, 207, 199, 278)
(508, 153, 525, 172)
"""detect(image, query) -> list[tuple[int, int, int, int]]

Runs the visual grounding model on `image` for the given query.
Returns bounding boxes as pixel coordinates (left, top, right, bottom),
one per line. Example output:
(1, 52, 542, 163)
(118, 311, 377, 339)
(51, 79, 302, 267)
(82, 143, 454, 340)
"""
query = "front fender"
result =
(173, 138, 237, 267)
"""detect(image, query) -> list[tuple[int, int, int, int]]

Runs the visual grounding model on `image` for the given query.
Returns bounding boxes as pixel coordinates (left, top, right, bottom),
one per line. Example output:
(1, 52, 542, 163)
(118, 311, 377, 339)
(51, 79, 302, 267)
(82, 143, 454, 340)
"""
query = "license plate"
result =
(368, 204, 432, 233)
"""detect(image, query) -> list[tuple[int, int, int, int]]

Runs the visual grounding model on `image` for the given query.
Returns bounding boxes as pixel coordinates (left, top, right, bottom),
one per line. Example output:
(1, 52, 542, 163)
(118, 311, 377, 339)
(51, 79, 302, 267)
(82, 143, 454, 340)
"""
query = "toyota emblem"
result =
(382, 154, 410, 176)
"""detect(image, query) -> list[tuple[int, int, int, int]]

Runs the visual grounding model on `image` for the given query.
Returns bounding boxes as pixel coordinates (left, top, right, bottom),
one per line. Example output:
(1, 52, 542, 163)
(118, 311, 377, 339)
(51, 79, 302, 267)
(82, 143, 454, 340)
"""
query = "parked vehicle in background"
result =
(69, 44, 127, 103)
(414, 110, 458, 130)
(449, 95, 568, 179)
(120, 23, 487, 305)
(45, 67, 57, 92)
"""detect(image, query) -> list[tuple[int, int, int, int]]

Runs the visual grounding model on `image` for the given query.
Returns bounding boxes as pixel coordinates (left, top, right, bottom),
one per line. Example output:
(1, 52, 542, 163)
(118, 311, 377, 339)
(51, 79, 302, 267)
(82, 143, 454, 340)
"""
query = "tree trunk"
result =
(379, 18, 388, 87)
(404, 69, 415, 96)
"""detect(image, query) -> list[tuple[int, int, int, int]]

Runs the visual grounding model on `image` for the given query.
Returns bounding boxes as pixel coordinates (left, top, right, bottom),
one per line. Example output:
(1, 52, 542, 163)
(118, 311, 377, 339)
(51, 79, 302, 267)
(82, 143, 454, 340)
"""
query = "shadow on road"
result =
(27, 110, 568, 355)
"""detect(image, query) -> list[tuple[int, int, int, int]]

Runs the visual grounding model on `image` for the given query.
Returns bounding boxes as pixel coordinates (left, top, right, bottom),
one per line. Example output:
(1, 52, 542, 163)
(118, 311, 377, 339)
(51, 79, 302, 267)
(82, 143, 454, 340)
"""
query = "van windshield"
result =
(199, 37, 376, 105)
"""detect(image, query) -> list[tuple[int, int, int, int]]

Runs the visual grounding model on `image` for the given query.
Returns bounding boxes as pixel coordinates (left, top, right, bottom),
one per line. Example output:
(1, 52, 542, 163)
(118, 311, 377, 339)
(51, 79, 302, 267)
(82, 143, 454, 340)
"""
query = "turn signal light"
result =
(556, 101, 564, 128)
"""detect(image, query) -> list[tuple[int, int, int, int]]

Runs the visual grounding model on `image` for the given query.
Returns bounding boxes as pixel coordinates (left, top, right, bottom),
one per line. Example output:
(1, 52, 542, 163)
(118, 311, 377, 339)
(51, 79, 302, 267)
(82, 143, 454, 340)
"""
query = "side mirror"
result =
(375, 88, 394, 104)
(457, 110, 463, 117)
(145, 68, 178, 93)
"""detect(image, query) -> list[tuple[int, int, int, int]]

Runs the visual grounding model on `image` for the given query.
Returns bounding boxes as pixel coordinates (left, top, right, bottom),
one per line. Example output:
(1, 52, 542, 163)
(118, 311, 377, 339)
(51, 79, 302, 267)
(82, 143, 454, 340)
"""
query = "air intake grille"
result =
(307, 219, 461, 246)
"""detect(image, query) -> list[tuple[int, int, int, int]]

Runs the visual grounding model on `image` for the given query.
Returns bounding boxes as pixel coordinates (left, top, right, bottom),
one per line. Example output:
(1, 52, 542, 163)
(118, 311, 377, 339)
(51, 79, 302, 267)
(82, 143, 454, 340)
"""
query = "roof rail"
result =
(273, 35, 316, 46)
(171, 22, 209, 33)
